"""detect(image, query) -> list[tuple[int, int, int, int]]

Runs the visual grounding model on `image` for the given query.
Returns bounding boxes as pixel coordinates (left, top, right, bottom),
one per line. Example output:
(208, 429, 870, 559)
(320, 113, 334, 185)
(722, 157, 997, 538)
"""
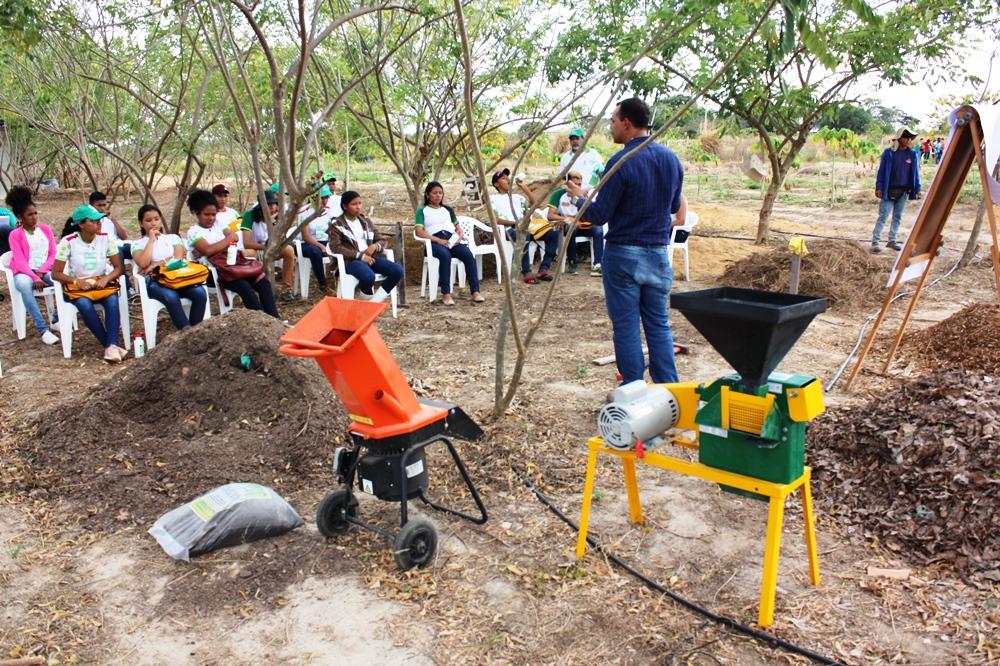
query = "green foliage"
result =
(0, 0, 45, 50)
(813, 127, 860, 157)
(650, 95, 711, 137)
(820, 103, 877, 134)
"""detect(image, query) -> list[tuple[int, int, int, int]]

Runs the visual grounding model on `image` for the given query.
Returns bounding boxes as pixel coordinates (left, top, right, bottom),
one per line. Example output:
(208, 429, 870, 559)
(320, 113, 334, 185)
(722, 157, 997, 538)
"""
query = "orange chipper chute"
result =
(279, 298, 486, 571)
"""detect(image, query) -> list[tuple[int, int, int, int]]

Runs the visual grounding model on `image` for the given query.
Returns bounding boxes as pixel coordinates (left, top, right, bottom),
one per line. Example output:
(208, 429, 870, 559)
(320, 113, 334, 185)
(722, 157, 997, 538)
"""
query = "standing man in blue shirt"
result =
(566, 97, 684, 383)
(871, 127, 921, 253)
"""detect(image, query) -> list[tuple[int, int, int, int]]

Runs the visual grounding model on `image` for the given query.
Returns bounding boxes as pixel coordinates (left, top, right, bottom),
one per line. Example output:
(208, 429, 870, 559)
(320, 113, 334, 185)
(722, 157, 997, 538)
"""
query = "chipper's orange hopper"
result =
(279, 298, 486, 570)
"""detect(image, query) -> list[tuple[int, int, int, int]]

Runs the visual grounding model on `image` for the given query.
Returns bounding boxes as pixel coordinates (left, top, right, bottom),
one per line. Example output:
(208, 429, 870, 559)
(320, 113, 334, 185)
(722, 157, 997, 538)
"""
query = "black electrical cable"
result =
(511, 466, 845, 666)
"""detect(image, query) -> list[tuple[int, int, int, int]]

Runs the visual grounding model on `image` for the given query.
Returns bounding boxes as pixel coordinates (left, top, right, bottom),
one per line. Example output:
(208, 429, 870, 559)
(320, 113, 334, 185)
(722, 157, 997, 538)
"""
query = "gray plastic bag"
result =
(149, 482, 304, 561)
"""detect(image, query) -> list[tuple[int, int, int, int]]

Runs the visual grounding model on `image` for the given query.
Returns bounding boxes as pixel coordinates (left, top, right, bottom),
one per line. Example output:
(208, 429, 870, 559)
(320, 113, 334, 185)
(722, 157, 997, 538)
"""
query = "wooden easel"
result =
(845, 106, 1000, 390)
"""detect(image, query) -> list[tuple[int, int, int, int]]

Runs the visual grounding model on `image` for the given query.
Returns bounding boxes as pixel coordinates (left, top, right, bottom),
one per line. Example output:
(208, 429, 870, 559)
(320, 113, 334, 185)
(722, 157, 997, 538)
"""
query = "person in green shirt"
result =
(239, 190, 296, 300)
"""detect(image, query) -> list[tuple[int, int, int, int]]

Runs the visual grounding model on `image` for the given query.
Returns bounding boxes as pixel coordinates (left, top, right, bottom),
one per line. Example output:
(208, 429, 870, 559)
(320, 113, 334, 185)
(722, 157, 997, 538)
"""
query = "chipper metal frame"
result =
(279, 298, 487, 570)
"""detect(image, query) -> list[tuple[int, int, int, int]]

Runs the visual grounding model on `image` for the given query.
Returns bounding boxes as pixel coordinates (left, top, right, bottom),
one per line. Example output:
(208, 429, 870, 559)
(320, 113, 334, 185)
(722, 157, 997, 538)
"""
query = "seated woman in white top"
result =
(186, 189, 279, 318)
(50, 205, 127, 362)
(133, 204, 207, 330)
(414, 181, 483, 305)
(296, 185, 334, 296)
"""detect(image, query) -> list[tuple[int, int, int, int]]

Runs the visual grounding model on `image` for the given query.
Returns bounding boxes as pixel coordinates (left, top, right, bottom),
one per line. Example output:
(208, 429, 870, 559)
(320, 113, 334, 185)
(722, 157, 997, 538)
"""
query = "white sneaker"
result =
(104, 346, 122, 363)
(371, 287, 390, 304)
(113, 345, 129, 361)
(357, 290, 375, 301)
(41, 330, 59, 345)
(49, 320, 60, 332)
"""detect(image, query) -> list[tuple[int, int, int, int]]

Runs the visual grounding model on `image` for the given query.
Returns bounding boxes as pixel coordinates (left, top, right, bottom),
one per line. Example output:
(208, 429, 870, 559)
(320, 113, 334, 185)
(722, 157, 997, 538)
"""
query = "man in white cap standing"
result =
(871, 127, 921, 253)
(559, 128, 604, 187)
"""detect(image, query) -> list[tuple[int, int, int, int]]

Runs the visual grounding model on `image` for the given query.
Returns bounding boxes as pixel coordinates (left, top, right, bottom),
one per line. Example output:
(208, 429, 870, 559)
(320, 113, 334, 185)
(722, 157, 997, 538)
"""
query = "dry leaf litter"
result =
(811, 369, 999, 580)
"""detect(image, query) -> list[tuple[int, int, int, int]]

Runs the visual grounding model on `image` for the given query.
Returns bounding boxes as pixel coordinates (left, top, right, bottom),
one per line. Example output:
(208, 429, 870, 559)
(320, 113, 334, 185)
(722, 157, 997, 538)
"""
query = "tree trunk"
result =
(960, 200, 987, 268)
(755, 174, 783, 244)
(962, 163, 1000, 267)
(493, 300, 510, 417)
(755, 134, 808, 244)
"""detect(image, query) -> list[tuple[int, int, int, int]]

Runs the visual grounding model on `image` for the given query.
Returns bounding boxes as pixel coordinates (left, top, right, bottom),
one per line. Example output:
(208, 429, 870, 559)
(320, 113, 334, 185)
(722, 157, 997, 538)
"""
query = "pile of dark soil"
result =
(902, 303, 1000, 375)
(719, 239, 884, 310)
(20, 310, 346, 531)
(810, 370, 1000, 579)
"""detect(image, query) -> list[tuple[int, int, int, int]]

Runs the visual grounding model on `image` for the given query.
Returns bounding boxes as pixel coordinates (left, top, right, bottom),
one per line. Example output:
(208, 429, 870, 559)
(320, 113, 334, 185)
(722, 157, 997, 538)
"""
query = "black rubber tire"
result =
(393, 517, 438, 570)
(316, 490, 358, 537)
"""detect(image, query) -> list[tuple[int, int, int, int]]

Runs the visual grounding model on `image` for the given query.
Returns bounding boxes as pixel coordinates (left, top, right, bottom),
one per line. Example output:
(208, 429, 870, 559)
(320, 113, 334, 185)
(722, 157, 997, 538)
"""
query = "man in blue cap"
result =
(559, 128, 604, 187)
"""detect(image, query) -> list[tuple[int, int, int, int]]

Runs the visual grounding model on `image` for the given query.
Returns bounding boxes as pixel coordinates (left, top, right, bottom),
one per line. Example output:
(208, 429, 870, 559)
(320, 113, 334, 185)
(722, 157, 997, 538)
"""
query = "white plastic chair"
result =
(332, 248, 398, 318)
(53, 274, 131, 359)
(1, 251, 57, 340)
(414, 228, 466, 302)
(132, 263, 212, 349)
(456, 216, 512, 284)
(184, 240, 237, 314)
(292, 238, 331, 299)
(560, 234, 595, 273)
(205, 264, 238, 315)
(668, 210, 699, 281)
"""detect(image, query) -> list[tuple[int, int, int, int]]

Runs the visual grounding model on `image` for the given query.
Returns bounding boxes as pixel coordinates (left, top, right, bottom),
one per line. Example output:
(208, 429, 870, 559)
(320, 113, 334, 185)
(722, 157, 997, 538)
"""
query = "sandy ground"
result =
(1, 174, 998, 664)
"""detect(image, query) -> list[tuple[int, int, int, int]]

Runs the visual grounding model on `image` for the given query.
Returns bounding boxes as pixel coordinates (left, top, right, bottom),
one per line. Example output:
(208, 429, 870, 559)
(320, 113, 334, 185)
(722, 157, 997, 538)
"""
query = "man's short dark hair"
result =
(89, 191, 107, 205)
(616, 98, 650, 129)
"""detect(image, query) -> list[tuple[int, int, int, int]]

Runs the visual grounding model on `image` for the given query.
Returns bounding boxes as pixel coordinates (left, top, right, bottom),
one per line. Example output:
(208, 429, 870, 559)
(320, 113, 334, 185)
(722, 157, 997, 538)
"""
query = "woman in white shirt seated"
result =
(414, 181, 483, 305)
(186, 189, 279, 318)
(50, 205, 127, 362)
(133, 204, 207, 330)
(296, 185, 334, 296)
(327, 191, 403, 304)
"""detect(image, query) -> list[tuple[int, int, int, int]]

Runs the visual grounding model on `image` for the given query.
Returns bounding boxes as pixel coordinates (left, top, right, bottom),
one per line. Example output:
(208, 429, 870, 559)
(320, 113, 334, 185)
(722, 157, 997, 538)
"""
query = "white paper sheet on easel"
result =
(888, 104, 1000, 287)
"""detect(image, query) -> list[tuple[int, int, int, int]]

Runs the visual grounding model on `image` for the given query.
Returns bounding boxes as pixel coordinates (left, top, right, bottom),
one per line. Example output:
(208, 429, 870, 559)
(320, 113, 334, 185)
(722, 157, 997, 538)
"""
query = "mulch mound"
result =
(810, 370, 1000, 580)
(901, 303, 1000, 375)
(719, 239, 884, 310)
(19, 310, 345, 531)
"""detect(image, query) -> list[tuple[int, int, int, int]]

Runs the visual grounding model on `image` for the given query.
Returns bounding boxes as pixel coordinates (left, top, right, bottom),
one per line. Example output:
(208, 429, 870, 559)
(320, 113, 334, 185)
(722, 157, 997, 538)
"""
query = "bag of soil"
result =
(149, 482, 303, 561)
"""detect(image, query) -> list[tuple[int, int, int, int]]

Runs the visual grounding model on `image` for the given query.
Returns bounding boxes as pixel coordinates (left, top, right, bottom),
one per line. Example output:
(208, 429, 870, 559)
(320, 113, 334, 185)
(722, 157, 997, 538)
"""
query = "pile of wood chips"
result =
(810, 369, 1000, 580)
(719, 239, 885, 310)
(902, 303, 1000, 375)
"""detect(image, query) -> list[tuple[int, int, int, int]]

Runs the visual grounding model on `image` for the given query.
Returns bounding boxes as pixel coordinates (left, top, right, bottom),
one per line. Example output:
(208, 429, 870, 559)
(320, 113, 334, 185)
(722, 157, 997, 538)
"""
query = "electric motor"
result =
(598, 381, 680, 450)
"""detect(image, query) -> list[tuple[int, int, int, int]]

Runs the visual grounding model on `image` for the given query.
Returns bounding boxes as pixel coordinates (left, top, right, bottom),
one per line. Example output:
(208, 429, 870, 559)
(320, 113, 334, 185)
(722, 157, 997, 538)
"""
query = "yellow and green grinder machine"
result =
(579, 287, 828, 627)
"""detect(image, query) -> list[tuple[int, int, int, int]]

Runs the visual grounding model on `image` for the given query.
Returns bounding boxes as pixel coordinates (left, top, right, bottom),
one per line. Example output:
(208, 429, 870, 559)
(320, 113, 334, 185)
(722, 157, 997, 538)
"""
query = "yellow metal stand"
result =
(576, 436, 820, 628)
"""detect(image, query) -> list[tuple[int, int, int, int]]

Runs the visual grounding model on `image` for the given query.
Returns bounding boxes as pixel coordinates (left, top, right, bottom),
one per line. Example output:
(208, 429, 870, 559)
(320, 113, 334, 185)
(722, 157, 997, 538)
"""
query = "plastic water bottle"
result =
(226, 238, 238, 265)
(134, 332, 145, 359)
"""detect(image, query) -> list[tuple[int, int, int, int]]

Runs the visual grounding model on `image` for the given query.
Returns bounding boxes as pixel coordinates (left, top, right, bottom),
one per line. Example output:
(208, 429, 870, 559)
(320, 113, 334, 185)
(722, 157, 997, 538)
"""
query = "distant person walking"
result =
(871, 127, 921, 253)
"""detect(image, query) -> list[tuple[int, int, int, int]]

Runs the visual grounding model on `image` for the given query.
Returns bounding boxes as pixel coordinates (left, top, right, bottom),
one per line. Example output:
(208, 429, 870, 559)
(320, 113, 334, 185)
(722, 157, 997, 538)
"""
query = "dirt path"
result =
(1, 190, 997, 664)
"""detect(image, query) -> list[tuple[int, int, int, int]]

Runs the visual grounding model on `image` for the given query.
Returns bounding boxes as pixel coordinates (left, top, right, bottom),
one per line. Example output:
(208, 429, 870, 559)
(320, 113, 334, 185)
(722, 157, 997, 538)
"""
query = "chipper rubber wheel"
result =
(393, 517, 438, 571)
(316, 490, 359, 537)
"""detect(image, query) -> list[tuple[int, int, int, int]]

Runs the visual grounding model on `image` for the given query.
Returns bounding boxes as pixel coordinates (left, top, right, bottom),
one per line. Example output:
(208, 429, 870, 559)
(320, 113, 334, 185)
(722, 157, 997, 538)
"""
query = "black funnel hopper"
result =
(671, 288, 827, 391)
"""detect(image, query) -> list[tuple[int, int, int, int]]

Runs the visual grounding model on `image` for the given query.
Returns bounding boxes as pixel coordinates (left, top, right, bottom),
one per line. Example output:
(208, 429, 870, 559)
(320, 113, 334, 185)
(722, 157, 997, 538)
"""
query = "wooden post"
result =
(787, 237, 807, 295)
(789, 255, 801, 294)
(395, 221, 407, 305)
